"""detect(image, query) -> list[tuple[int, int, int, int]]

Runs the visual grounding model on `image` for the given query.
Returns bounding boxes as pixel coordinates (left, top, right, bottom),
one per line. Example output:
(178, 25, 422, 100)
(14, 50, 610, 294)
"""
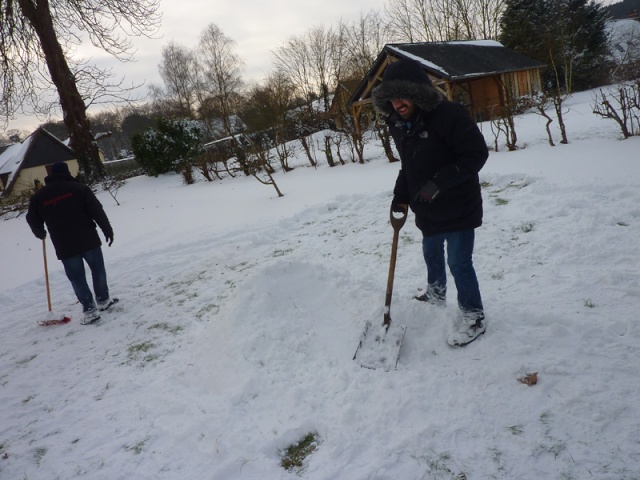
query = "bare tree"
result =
(273, 36, 316, 110)
(101, 174, 126, 206)
(244, 71, 297, 172)
(474, 0, 505, 40)
(341, 11, 391, 79)
(197, 24, 245, 136)
(155, 42, 200, 118)
(532, 93, 556, 147)
(243, 146, 284, 198)
(593, 83, 640, 139)
(385, 0, 428, 42)
(306, 26, 337, 112)
(384, 0, 503, 42)
(1, 0, 161, 180)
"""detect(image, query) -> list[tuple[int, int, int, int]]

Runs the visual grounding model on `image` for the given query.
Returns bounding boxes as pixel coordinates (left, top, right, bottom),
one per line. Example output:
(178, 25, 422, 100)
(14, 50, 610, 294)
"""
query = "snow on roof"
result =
(387, 45, 450, 76)
(0, 136, 35, 188)
(448, 40, 504, 47)
(387, 42, 545, 80)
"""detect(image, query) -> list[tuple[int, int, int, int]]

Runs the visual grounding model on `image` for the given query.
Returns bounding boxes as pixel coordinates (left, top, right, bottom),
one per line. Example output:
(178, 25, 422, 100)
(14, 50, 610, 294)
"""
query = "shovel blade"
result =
(38, 316, 71, 326)
(353, 320, 407, 371)
(37, 311, 71, 326)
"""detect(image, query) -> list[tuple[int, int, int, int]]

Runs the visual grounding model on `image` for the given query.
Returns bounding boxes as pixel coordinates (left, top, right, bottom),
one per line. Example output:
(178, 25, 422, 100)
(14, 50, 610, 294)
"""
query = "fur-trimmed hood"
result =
(371, 58, 444, 116)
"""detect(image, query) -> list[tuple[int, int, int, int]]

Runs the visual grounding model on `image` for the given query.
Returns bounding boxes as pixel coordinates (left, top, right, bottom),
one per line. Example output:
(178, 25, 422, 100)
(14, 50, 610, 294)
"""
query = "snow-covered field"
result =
(1, 89, 639, 479)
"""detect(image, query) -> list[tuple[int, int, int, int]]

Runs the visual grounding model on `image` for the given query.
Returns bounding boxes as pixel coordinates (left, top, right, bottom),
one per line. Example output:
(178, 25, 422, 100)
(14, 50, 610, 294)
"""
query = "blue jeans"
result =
(61, 247, 109, 312)
(422, 229, 483, 314)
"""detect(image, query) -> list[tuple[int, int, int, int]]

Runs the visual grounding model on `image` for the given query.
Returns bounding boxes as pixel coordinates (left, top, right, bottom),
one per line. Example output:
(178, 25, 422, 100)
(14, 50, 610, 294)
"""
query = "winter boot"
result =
(414, 285, 446, 306)
(81, 308, 101, 325)
(448, 312, 486, 347)
(98, 298, 119, 311)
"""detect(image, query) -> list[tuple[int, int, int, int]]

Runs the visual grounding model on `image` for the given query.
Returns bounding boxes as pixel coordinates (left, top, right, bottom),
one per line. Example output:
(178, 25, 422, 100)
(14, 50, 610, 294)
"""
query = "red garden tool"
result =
(38, 239, 71, 326)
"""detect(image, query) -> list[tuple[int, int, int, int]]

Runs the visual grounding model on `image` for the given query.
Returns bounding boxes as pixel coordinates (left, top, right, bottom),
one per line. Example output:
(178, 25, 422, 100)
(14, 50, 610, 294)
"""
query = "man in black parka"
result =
(372, 58, 488, 346)
(27, 162, 117, 324)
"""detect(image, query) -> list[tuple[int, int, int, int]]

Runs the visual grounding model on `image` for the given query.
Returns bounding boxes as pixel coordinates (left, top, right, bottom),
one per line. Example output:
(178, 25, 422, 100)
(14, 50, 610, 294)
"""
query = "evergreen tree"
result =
(500, 0, 611, 92)
(131, 119, 203, 178)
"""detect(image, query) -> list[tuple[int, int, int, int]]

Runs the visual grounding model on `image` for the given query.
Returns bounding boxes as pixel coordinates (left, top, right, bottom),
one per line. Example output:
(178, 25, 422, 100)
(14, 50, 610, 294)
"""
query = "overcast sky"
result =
(5, 0, 387, 133)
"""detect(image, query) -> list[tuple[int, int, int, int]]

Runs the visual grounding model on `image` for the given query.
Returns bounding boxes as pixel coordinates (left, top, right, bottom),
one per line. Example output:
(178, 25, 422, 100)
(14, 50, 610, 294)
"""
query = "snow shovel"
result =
(353, 205, 408, 371)
(38, 239, 71, 326)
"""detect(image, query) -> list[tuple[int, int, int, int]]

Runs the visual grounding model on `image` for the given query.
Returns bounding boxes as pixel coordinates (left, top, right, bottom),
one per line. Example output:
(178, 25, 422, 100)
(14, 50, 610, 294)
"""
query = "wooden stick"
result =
(43, 239, 52, 312)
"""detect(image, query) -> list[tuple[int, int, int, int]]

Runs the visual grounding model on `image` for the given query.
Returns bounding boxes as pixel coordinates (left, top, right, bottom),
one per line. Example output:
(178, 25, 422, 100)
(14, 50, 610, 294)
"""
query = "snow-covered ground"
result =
(1, 88, 639, 479)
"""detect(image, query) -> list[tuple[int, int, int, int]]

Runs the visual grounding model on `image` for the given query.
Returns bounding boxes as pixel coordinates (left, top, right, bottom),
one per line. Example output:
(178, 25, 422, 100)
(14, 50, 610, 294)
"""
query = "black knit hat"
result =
(383, 58, 432, 85)
(51, 162, 71, 175)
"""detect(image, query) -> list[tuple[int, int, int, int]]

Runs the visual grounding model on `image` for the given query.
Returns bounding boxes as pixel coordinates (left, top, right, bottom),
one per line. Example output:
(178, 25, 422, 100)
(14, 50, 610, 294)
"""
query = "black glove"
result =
(415, 180, 440, 203)
(391, 198, 406, 213)
(105, 233, 114, 247)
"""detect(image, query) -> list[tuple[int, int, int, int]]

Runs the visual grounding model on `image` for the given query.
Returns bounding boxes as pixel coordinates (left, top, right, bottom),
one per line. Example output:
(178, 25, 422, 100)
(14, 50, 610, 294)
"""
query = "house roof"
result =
(0, 136, 37, 185)
(386, 41, 546, 80)
(0, 128, 75, 197)
(349, 41, 546, 106)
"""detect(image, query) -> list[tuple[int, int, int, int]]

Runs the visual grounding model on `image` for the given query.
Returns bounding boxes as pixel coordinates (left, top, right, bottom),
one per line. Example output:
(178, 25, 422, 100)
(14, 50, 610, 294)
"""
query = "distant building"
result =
(198, 115, 247, 142)
(0, 128, 77, 199)
(349, 41, 545, 129)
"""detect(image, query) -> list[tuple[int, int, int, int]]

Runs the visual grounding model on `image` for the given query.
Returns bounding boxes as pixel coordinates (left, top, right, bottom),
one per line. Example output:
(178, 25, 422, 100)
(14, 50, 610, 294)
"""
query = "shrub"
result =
(131, 118, 204, 178)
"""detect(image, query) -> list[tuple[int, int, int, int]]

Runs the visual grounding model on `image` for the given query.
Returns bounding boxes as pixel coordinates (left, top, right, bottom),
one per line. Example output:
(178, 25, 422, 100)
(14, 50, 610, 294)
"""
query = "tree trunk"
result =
(18, 0, 105, 180)
(553, 95, 569, 144)
(299, 134, 316, 168)
(376, 124, 399, 162)
(323, 136, 335, 167)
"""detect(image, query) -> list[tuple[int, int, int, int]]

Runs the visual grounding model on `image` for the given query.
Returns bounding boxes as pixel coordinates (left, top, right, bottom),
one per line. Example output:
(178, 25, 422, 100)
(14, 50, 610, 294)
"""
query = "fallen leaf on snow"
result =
(518, 372, 538, 386)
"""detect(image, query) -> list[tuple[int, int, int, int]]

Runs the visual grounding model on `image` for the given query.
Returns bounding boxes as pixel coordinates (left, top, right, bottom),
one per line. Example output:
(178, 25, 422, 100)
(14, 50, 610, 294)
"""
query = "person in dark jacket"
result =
(26, 162, 117, 324)
(372, 58, 488, 346)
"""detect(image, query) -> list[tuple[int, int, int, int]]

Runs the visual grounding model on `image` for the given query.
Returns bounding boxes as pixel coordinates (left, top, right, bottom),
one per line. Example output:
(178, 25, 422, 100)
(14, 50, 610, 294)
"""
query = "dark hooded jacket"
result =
(372, 59, 488, 236)
(26, 171, 113, 260)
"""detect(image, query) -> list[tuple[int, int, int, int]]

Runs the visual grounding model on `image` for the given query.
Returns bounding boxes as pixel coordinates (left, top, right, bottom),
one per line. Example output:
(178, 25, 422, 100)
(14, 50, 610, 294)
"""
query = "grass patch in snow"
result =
(148, 323, 183, 334)
(128, 342, 154, 355)
(280, 432, 319, 473)
(411, 450, 467, 478)
(127, 342, 157, 364)
(401, 233, 417, 245)
(33, 447, 47, 465)
(508, 424, 525, 435)
(125, 437, 149, 455)
(196, 303, 220, 320)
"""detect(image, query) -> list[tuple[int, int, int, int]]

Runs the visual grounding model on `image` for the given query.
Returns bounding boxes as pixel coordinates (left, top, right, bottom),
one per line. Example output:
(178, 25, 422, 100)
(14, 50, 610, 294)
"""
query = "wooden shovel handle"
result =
(390, 204, 408, 231)
(383, 205, 408, 328)
(43, 239, 52, 312)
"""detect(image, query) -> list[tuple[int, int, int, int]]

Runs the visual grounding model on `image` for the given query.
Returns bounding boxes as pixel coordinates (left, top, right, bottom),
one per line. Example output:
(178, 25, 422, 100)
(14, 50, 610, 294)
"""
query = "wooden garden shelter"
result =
(349, 40, 545, 130)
